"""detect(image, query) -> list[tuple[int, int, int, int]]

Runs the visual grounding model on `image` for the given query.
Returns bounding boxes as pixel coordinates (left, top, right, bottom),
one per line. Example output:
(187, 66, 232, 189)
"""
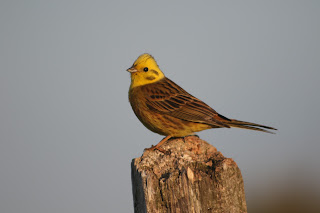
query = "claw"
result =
(144, 136, 172, 154)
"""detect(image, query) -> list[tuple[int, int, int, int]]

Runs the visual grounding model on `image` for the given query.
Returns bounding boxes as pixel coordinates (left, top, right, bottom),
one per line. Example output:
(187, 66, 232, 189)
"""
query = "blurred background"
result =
(1, 0, 319, 212)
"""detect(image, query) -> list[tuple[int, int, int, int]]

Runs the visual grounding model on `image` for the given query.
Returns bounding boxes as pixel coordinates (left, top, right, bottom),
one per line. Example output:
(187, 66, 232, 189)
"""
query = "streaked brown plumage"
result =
(127, 53, 276, 151)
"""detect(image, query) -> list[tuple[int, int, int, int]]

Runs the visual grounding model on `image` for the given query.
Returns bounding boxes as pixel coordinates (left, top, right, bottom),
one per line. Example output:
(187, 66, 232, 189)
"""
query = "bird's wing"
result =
(142, 78, 230, 128)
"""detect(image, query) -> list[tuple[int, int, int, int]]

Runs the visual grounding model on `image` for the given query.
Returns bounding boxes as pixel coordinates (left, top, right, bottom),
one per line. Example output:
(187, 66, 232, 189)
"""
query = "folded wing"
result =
(142, 78, 231, 128)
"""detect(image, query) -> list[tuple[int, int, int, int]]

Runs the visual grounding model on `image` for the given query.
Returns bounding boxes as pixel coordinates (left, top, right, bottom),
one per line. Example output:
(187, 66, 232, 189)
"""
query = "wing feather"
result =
(143, 78, 230, 128)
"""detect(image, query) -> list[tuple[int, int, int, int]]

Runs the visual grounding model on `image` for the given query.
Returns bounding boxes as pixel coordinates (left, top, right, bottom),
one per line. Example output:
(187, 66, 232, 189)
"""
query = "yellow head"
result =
(127, 53, 165, 88)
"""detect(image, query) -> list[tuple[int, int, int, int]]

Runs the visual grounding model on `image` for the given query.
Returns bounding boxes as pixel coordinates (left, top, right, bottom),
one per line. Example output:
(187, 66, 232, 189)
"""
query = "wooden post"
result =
(131, 136, 247, 213)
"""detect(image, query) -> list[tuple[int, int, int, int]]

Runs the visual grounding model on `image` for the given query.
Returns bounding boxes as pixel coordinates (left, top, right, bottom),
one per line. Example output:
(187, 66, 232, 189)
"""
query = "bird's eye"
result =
(143, 67, 148, 72)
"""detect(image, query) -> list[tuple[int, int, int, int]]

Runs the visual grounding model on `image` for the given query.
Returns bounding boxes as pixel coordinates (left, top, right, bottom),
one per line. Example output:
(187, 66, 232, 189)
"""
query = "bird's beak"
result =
(127, 66, 138, 73)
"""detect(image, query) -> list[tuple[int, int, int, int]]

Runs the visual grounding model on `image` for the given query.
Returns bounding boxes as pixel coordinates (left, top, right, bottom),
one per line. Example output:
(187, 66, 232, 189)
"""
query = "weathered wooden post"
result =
(131, 136, 247, 213)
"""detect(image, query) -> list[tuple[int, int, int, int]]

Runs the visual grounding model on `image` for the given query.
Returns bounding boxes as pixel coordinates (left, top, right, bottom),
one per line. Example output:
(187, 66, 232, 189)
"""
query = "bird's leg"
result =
(145, 135, 172, 153)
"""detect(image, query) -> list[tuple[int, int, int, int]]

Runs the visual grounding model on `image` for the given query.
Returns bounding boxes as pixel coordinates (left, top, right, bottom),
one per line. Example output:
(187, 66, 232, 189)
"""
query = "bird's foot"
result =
(144, 145, 170, 154)
(144, 136, 172, 154)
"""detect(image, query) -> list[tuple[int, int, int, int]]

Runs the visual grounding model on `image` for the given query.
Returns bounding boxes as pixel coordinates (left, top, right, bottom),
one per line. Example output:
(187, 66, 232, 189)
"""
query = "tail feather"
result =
(228, 119, 277, 134)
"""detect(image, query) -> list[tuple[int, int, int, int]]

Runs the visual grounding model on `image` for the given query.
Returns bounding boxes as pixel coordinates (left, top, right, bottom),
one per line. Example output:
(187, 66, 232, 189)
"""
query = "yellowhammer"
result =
(127, 53, 276, 151)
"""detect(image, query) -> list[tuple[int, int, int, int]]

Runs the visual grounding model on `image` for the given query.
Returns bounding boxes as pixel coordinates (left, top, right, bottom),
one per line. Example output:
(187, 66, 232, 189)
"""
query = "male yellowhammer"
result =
(127, 53, 276, 151)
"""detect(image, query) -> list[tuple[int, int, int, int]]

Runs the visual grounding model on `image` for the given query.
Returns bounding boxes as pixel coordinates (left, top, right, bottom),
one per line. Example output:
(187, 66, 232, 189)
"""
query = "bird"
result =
(127, 53, 276, 152)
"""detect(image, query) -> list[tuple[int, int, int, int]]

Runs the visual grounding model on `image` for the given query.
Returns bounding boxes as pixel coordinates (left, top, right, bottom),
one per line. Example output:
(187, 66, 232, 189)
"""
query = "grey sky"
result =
(1, 0, 319, 212)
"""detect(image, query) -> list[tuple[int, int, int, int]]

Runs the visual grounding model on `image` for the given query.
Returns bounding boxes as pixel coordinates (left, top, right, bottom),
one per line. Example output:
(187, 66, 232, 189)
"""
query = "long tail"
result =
(227, 119, 277, 134)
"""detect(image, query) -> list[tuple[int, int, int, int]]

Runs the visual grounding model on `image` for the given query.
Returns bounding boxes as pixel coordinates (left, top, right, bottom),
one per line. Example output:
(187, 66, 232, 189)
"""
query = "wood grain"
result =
(131, 136, 247, 213)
